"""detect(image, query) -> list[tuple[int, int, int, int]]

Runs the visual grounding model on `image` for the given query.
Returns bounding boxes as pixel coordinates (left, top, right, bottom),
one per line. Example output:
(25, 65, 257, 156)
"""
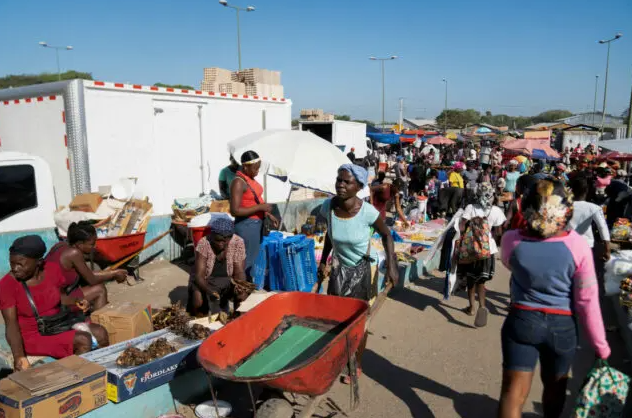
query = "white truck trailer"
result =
(298, 120, 372, 161)
(0, 79, 292, 232)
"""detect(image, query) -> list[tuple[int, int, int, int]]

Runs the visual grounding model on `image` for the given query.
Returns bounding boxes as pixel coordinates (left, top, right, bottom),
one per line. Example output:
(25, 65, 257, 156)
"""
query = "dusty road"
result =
(109, 257, 630, 417)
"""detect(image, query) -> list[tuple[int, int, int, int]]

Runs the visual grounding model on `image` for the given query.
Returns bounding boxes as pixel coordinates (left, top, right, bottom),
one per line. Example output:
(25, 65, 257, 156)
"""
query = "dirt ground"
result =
(104, 257, 632, 418)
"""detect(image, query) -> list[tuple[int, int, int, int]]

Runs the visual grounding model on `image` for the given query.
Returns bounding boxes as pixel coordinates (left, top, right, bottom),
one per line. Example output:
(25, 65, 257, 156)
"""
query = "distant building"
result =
(557, 112, 624, 126)
(403, 118, 437, 130)
(524, 122, 571, 131)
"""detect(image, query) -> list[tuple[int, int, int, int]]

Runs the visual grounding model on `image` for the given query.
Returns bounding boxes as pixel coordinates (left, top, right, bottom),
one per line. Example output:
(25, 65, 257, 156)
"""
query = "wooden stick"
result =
(104, 229, 171, 271)
(368, 282, 393, 325)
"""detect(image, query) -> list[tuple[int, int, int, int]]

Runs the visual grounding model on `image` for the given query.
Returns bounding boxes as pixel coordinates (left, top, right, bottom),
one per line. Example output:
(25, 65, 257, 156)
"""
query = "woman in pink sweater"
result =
(498, 179, 610, 418)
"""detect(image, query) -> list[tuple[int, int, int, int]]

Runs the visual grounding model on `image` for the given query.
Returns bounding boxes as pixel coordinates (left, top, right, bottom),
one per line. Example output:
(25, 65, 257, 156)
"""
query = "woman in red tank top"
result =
(229, 151, 279, 279)
(45, 222, 127, 310)
(505, 174, 536, 231)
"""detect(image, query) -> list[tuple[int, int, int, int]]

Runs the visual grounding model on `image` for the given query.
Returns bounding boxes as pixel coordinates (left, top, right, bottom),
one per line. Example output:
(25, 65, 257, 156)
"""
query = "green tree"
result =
(154, 83, 195, 90)
(436, 109, 481, 129)
(334, 114, 351, 121)
(532, 109, 573, 123)
(352, 119, 376, 127)
(0, 71, 93, 89)
(291, 119, 299, 127)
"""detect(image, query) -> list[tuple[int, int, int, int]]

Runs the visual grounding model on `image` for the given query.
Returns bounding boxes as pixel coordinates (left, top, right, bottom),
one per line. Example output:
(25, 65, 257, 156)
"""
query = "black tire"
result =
(256, 398, 294, 418)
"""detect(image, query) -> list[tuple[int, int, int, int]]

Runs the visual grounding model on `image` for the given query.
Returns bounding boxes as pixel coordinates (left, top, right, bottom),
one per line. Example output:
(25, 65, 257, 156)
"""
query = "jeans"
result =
(234, 218, 262, 280)
(501, 308, 578, 378)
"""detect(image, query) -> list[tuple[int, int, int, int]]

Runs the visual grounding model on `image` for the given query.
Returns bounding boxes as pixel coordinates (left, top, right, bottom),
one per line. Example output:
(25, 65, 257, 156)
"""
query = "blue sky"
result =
(1, 0, 631, 122)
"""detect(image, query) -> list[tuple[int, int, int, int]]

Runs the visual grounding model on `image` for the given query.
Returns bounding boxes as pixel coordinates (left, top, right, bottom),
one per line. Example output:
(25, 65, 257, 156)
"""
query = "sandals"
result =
(474, 307, 488, 328)
(462, 306, 475, 316)
(341, 367, 362, 385)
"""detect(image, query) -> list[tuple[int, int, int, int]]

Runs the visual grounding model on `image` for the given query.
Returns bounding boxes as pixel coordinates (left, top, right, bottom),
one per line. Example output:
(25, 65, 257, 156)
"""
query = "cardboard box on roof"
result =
(0, 356, 107, 418)
(91, 302, 153, 344)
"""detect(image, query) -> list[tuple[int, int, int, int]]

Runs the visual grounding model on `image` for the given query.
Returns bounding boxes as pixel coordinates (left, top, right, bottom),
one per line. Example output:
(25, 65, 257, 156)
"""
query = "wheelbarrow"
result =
(198, 286, 392, 417)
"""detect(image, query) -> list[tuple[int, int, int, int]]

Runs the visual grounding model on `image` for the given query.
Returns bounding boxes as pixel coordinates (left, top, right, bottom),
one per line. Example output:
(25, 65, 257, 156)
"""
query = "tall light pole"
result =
(369, 55, 398, 132)
(219, 0, 255, 71)
(442, 78, 448, 133)
(592, 74, 599, 125)
(39, 42, 73, 81)
(598, 32, 622, 138)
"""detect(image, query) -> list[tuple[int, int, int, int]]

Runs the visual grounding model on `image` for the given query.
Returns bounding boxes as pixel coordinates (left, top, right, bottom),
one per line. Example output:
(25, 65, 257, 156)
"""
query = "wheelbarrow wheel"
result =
(256, 397, 294, 418)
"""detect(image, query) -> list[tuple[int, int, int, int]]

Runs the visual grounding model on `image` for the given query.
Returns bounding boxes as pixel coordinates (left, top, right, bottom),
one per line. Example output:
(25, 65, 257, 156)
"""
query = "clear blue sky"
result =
(1, 0, 631, 122)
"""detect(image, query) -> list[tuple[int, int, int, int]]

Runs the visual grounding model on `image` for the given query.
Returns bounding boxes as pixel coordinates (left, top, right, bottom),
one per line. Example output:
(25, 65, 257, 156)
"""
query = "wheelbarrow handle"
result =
(369, 282, 393, 319)
(104, 229, 172, 271)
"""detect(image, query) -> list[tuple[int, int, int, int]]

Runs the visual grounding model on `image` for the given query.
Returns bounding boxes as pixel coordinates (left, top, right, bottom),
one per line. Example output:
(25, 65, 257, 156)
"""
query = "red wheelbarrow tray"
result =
(197, 292, 369, 396)
(94, 232, 147, 263)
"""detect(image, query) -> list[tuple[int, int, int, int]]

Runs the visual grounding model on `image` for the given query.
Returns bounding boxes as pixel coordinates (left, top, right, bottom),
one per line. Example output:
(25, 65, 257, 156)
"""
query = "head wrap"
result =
(339, 164, 368, 187)
(9, 235, 46, 259)
(210, 216, 235, 237)
(453, 161, 465, 171)
(556, 163, 566, 171)
(476, 182, 495, 210)
(522, 179, 572, 238)
(508, 159, 519, 166)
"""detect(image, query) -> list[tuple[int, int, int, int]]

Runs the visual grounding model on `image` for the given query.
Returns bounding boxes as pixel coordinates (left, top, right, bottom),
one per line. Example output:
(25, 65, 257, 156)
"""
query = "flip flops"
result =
(474, 307, 488, 328)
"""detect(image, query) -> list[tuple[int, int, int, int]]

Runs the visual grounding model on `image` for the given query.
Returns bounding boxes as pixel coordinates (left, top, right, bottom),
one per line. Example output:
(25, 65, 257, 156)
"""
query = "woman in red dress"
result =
(0, 236, 108, 371)
(46, 222, 127, 310)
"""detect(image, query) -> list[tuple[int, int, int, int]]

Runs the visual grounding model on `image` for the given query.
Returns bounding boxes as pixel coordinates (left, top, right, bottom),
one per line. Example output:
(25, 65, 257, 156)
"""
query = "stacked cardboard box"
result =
(200, 67, 246, 93)
(203, 67, 232, 83)
(299, 109, 334, 122)
(200, 67, 283, 97)
(219, 82, 246, 95)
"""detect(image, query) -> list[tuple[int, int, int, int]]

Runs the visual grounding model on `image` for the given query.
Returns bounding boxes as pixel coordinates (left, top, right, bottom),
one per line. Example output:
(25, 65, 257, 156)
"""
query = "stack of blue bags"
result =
(253, 232, 317, 293)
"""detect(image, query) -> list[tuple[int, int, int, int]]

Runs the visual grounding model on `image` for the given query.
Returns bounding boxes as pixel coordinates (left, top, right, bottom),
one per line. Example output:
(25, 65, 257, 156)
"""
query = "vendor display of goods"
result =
(171, 194, 221, 223)
(116, 338, 177, 367)
(619, 277, 632, 308)
(396, 252, 417, 263)
(98, 198, 153, 237)
(153, 302, 214, 340)
(612, 218, 632, 241)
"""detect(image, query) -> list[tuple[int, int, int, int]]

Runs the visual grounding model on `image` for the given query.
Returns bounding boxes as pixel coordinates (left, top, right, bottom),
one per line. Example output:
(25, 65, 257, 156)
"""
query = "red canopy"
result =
(426, 136, 454, 145)
(597, 151, 632, 162)
(400, 135, 416, 144)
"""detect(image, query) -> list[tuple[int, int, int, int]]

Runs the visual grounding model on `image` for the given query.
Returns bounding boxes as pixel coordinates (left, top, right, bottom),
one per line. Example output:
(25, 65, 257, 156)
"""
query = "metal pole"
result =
(593, 75, 599, 126)
(600, 42, 611, 138)
(55, 49, 61, 81)
(381, 59, 385, 132)
(444, 80, 448, 133)
(626, 69, 632, 137)
(236, 8, 242, 71)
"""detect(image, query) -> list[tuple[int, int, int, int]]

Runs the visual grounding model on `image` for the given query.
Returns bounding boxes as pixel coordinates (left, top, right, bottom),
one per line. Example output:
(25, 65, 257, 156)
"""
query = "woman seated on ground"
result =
(498, 179, 610, 418)
(46, 222, 127, 311)
(187, 217, 249, 317)
(0, 236, 109, 370)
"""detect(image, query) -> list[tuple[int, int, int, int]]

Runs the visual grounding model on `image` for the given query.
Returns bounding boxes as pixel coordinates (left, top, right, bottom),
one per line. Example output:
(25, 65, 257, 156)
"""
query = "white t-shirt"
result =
(468, 149, 477, 161)
(568, 201, 610, 248)
(379, 154, 387, 163)
(462, 204, 506, 254)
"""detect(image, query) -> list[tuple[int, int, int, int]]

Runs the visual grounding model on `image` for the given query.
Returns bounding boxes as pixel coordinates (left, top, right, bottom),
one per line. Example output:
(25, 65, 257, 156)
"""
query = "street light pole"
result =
(593, 74, 599, 126)
(219, 0, 255, 71)
(369, 56, 398, 132)
(598, 33, 622, 138)
(442, 78, 448, 133)
(39, 42, 73, 81)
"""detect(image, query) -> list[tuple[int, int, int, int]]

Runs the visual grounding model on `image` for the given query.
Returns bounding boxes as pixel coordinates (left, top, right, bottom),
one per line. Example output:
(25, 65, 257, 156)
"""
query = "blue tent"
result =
(366, 132, 401, 145)
(532, 148, 559, 161)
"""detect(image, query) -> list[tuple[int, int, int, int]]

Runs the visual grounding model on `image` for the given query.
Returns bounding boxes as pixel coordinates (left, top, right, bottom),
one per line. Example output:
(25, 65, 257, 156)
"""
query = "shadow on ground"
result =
(362, 350, 540, 418)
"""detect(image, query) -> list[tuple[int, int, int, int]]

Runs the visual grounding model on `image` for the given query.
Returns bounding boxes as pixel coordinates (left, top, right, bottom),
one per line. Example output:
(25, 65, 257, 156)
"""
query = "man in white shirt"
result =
(468, 147, 477, 162)
(568, 176, 611, 260)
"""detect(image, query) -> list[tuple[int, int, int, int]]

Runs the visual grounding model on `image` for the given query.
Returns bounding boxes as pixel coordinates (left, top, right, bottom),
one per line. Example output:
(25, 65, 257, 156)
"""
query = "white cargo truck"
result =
(298, 120, 372, 161)
(0, 79, 292, 233)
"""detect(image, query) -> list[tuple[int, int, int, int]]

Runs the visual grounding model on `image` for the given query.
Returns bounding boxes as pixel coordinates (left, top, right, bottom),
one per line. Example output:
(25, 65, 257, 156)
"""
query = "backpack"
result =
(457, 212, 491, 264)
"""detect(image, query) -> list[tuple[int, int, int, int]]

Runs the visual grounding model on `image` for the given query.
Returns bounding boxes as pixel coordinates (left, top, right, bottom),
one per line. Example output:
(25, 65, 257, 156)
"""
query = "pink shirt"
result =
(595, 175, 612, 189)
(501, 230, 611, 359)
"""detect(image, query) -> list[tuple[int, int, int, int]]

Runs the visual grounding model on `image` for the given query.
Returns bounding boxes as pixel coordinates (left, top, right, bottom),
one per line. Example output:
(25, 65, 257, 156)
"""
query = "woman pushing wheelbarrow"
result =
(316, 163, 399, 384)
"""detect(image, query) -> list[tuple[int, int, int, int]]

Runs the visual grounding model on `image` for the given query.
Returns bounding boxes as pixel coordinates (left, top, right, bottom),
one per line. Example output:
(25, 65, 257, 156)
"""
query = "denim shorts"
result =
(501, 308, 578, 378)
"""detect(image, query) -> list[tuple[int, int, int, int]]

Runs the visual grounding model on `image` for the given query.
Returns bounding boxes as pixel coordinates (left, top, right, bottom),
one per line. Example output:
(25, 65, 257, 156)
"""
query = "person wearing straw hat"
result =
(229, 151, 279, 280)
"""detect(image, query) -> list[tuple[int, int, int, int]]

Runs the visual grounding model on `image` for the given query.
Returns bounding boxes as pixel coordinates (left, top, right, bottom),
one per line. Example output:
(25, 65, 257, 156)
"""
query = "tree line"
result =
(435, 109, 574, 130)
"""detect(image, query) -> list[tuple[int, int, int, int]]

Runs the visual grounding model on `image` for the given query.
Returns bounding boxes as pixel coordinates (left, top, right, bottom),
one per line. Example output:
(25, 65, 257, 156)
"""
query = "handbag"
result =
(574, 359, 630, 418)
(21, 283, 85, 336)
(326, 203, 373, 301)
(238, 177, 274, 236)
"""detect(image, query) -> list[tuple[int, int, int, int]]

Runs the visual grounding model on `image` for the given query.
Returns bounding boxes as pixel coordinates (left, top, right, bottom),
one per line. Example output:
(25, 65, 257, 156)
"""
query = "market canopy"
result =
(227, 130, 349, 194)
(532, 148, 560, 161)
(597, 150, 632, 162)
(426, 136, 455, 145)
(502, 139, 560, 159)
(366, 132, 400, 145)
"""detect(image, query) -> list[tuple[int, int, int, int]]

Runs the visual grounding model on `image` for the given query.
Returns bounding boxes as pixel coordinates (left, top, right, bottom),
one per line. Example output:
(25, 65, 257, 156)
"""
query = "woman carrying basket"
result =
(315, 163, 399, 383)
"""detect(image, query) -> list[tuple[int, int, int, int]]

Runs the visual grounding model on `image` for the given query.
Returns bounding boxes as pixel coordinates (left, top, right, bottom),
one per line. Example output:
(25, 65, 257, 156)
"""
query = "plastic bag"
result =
(327, 257, 372, 301)
(574, 359, 629, 417)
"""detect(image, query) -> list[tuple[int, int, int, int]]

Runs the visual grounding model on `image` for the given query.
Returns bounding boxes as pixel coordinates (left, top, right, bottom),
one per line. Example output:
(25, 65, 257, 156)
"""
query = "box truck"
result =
(298, 120, 372, 162)
(0, 79, 293, 233)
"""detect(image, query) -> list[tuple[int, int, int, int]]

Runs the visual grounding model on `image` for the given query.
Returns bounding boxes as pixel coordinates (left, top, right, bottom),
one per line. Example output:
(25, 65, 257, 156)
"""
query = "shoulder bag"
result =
(327, 201, 373, 301)
(237, 177, 274, 236)
(21, 283, 85, 336)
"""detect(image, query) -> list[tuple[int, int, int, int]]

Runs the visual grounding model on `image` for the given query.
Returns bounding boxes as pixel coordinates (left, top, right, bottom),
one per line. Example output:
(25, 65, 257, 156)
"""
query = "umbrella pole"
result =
(279, 187, 293, 232)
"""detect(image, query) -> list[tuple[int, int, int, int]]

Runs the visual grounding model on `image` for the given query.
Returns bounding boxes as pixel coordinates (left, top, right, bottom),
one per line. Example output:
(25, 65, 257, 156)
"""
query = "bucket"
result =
(190, 226, 212, 247)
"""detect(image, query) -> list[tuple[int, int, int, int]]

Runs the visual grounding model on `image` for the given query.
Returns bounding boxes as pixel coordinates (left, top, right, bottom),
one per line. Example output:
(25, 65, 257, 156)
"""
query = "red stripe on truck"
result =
(166, 88, 174, 92)
(94, 81, 105, 86)
(64, 135, 68, 147)
(37, 97, 44, 102)
(49, 95, 56, 100)
(66, 159, 70, 170)
(114, 83, 124, 88)
(2, 101, 8, 105)
(133, 85, 142, 89)
(25, 98, 31, 103)
(150, 86, 159, 91)
(62, 111, 66, 123)
(13, 100, 19, 104)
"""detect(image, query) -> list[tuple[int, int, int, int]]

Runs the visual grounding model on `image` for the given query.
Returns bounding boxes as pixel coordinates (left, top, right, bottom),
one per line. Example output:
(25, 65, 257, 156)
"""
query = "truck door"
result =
(152, 101, 204, 205)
